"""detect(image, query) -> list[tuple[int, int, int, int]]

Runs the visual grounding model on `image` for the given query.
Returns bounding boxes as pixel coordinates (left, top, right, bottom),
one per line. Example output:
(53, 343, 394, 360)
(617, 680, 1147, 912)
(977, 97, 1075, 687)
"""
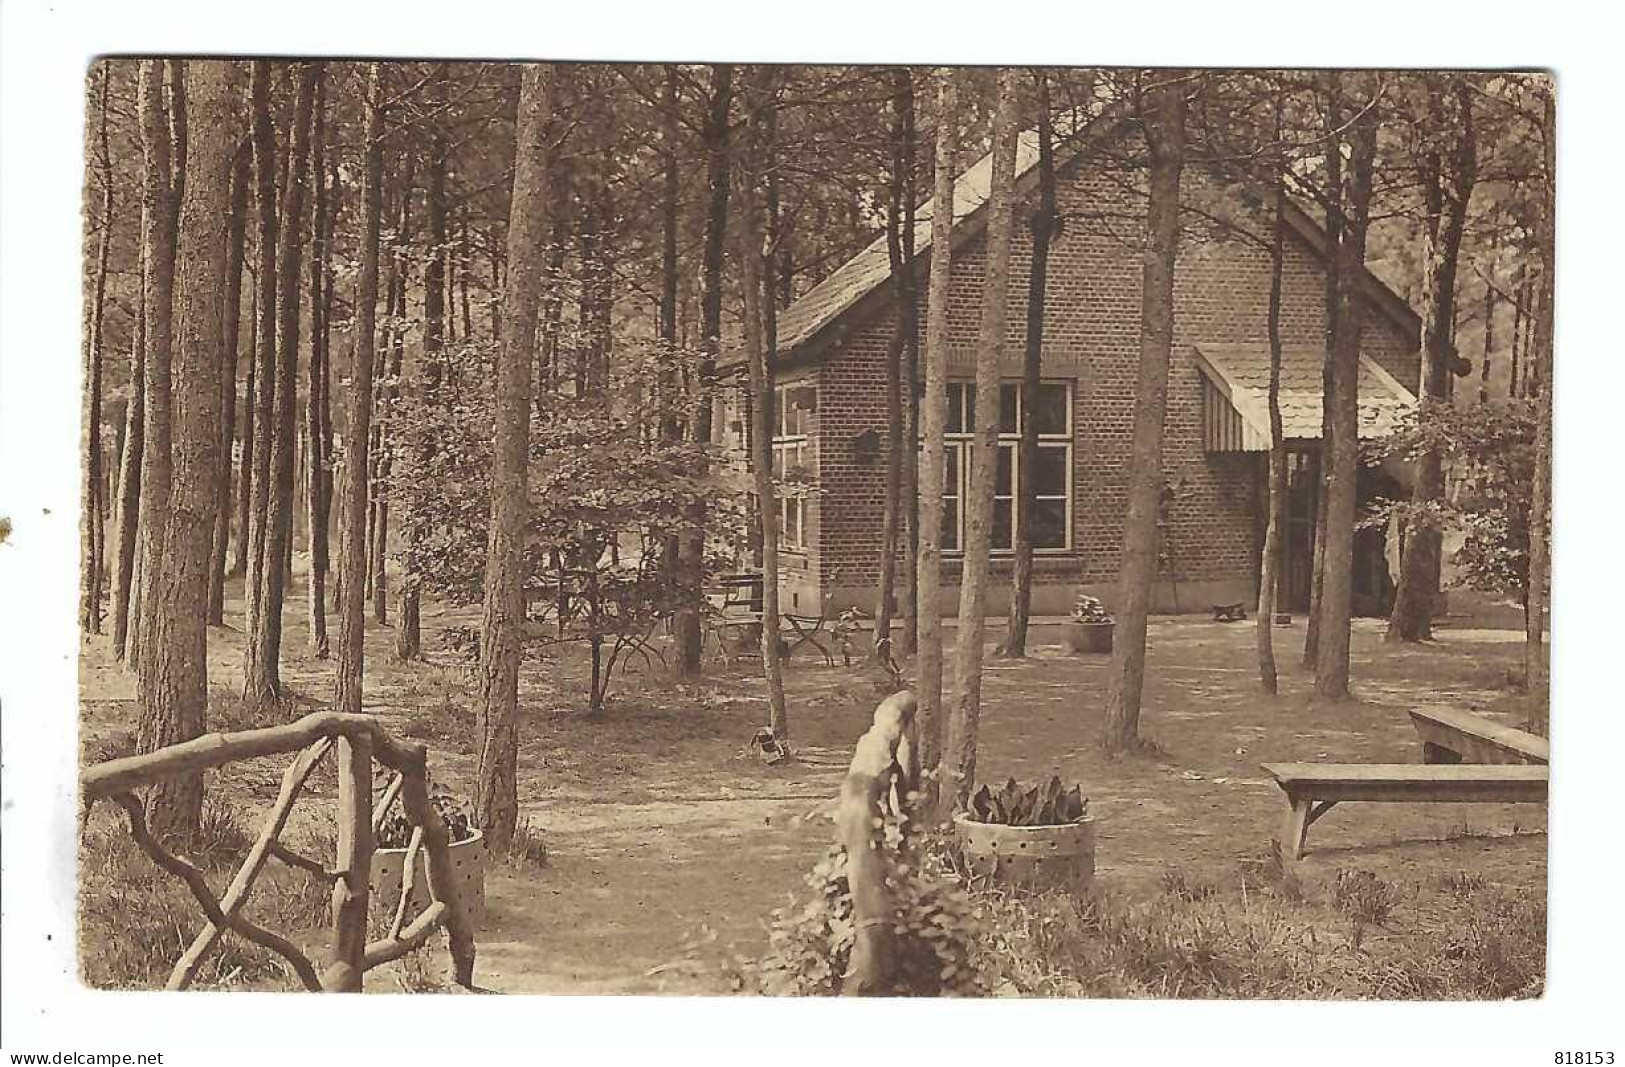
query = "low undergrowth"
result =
(79, 799, 332, 990)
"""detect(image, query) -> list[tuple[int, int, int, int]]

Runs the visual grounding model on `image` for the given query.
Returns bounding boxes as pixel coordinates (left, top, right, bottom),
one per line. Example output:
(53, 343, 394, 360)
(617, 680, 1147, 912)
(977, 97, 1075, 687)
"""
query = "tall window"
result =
(772, 383, 816, 551)
(942, 380, 1072, 554)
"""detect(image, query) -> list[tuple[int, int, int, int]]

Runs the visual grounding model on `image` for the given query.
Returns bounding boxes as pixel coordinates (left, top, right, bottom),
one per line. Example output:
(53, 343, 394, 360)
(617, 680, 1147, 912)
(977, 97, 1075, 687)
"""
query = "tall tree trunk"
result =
(1314, 91, 1378, 700)
(111, 271, 147, 661)
(81, 64, 114, 635)
(477, 65, 553, 852)
(1101, 71, 1188, 755)
(231, 279, 257, 580)
(942, 69, 1019, 814)
(305, 69, 332, 657)
(739, 65, 790, 741)
(245, 62, 318, 707)
(208, 144, 250, 625)
(1388, 80, 1477, 642)
(336, 64, 386, 718)
(243, 61, 281, 699)
(1479, 284, 1494, 405)
(1256, 128, 1288, 695)
(1004, 72, 1058, 659)
(1304, 81, 1344, 669)
(398, 126, 449, 663)
(873, 67, 909, 664)
(675, 63, 733, 676)
(915, 69, 958, 810)
(132, 61, 181, 681)
(1523, 83, 1555, 734)
(896, 70, 921, 661)
(138, 59, 234, 842)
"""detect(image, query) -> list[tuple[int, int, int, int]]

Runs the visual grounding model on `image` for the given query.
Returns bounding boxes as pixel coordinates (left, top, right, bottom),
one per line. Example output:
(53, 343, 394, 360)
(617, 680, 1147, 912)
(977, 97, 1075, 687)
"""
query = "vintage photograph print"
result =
(77, 61, 1551, 997)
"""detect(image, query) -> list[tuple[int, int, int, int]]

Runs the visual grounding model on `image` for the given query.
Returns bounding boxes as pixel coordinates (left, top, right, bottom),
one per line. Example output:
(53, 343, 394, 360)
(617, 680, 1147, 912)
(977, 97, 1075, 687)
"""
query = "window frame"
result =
(942, 379, 1074, 557)
(771, 382, 815, 553)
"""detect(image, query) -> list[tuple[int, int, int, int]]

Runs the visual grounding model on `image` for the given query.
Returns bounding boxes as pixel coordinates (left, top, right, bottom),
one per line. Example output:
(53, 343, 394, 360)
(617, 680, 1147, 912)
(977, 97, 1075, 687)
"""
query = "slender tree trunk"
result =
(132, 61, 181, 681)
(477, 65, 553, 852)
(1257, 136, 1288, 695)
(739, 66, 790, 740)
(138, 59, 234, 842)
(1479, 284, 1495, 405)
(372, 154, 416, 625)
(245, 62, 318, 707)
(81, 65, 114, 635)
(1523, 83, 1555, 734)
(873, 68, 908, 664)
(209, 144, 250, 625)
(243, 61, 280, 700)
(231, 279, 257, 580)
(1004, 73, 1058, 659)
(398, 127, 449, 663)
(915, 69, 958, 811)
(305, 69, 332, 658)
(1101, 72, 1188, 755)
(111, 273, 147, 661)
(942, 69, 1019, 815)
(1314, 93, 1378, 701)
(336, 64, 386, 718)
(896, 70, 921, 661)
(1389, 81, 1477, 643)
(675, 64, 733, 677)
(1304, 83, 1345, 670)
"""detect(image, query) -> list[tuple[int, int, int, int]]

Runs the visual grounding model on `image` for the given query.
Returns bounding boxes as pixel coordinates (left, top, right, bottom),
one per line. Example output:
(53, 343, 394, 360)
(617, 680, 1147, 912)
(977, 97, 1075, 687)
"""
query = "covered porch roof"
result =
(1193, 343, 1418, 453)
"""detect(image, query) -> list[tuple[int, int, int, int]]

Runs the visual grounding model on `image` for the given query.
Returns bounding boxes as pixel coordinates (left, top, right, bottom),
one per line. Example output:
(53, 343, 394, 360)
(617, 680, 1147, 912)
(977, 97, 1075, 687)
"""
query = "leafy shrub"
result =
(966, 776, 1088, 827)
(750, 814, 981, 996)
(1070, 594, 1113, 624)
(375, 781, 476, 849)
(1331, 869, 1399, 926)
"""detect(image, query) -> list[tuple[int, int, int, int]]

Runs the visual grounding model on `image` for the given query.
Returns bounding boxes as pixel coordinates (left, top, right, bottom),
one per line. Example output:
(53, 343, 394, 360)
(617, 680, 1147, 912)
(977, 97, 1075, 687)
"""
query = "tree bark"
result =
(1314, 90, 1378, 700)
(245, 62, 318, 707)
(208, 143, 250, 625)
(132, 60, 181, 681)
(1304, 81, 1344, 670)
(896, 70, 921, 661)
(674, 63, 732, 676)
(1256, 129, 1288, 695)
(914, 69, 958, 810)
(873, 67, 909, 664)
(941, 68, 1019, 814)
(231, 279, 257, 580)
(81, 64, 114, 635)
(335, 64, 386, 718)
(1388, 79, 1477, 643)
(1004, 72, 1058, 659)
(477, 65, 553, 852)
(305, 69, 332, 658)
(137, 59, 235, 842)
(1101, 71, 1188, 755)
(739, 66, 790, 741)
(110, 269, 147, 661)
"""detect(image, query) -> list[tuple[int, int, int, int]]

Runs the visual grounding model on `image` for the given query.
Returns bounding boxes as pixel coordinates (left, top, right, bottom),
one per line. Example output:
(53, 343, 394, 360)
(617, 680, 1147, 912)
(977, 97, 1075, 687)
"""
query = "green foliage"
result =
(1367, 398, 1541, 600)
(752, 819, 982, 996)
(967, 775, 1088, 827)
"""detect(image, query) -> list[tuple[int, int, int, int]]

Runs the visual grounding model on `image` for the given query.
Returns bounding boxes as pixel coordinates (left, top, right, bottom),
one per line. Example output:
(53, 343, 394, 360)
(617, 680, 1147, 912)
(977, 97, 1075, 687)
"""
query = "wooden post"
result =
(836, 690, 916, 996)
(323, 734, 374, 991)
(399, 756, 477, 987)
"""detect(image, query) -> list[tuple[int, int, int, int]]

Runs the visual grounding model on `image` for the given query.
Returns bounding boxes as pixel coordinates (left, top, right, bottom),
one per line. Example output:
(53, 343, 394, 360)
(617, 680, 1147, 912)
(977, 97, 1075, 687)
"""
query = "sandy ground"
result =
(80, 573, 1545, 994)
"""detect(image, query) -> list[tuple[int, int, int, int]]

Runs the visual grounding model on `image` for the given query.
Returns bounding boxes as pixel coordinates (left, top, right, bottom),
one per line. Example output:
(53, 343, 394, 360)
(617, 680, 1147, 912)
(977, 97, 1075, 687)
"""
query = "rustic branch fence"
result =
(834, 689, 918, 996)
(80, 711, 476, 992)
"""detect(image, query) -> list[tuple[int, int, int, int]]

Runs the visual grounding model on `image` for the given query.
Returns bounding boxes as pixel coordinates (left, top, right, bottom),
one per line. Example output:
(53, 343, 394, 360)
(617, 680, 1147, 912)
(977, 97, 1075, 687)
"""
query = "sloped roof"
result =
(1193, 342, 1418, 451)
(771, 121, 1421, 363)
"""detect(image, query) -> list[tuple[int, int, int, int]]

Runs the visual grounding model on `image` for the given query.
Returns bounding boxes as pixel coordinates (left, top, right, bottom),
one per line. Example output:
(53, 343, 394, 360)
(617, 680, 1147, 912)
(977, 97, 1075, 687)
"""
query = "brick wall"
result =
(805, 151, 1418, 616)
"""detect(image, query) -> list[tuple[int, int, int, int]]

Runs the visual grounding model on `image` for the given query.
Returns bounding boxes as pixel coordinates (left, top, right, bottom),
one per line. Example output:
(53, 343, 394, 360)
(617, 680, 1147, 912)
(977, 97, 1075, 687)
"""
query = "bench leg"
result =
(1280, 796, 1314, 862)
(1422, 741, 1463, 765)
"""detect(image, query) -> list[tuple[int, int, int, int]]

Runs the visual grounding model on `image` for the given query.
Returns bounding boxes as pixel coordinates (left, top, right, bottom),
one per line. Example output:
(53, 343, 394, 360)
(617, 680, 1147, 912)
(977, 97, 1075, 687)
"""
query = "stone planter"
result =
(368, 829, 487, 931)
(1066, 620, 1114, 654)
(953, 814, 1096, 894)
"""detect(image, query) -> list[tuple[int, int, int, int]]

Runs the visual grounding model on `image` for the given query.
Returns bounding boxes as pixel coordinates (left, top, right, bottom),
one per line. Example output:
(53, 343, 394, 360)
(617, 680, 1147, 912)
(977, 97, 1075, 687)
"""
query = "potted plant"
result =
(954, 776, 1095, 894)
(367, 782, 487, 930)
(1065, 593, 1115, 654)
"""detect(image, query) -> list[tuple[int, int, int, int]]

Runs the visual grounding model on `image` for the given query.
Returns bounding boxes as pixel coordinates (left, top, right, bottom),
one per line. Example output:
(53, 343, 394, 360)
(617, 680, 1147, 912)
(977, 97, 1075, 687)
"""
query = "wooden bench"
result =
(1409, 707, 1549, 766)
(1261, 762, 1548, 861)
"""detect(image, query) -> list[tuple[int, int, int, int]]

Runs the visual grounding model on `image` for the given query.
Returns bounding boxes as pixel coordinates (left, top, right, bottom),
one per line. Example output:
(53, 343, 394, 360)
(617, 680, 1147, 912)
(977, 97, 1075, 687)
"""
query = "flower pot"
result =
(1066, 620, 1114, 654)
(368, 828, 487, 931)
(953, 814, 1096, 894)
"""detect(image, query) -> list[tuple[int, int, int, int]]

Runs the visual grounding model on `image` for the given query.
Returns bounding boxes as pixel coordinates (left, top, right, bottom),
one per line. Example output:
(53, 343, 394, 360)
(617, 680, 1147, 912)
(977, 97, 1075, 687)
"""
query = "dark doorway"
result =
(1270, 447, 1401, 617)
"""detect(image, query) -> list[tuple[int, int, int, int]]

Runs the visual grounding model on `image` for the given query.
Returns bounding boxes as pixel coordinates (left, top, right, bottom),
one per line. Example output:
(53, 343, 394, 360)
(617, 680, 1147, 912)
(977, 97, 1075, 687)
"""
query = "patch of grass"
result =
(1161, 869, 1217, 903)
(491, 815, 549, 872)
(1331, 869, 1399, 927)
(1236, 840, 1303, 902)
(79, 804, 331, 990)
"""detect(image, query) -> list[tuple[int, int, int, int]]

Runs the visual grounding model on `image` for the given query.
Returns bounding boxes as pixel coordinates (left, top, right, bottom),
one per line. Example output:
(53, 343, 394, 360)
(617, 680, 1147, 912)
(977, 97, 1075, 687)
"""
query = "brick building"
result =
(731, 121, 1422, 620)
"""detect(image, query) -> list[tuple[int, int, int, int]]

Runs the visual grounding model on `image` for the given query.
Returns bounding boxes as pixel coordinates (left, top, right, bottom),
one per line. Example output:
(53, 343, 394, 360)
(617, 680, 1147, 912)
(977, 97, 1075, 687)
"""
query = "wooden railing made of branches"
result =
(81, 712, 476, 992)
(834, 689, 919, 996)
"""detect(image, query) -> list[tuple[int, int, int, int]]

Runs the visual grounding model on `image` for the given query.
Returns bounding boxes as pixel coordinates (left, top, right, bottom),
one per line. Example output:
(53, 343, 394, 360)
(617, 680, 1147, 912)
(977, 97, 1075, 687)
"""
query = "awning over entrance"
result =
(1192, 343, 1418, 453)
